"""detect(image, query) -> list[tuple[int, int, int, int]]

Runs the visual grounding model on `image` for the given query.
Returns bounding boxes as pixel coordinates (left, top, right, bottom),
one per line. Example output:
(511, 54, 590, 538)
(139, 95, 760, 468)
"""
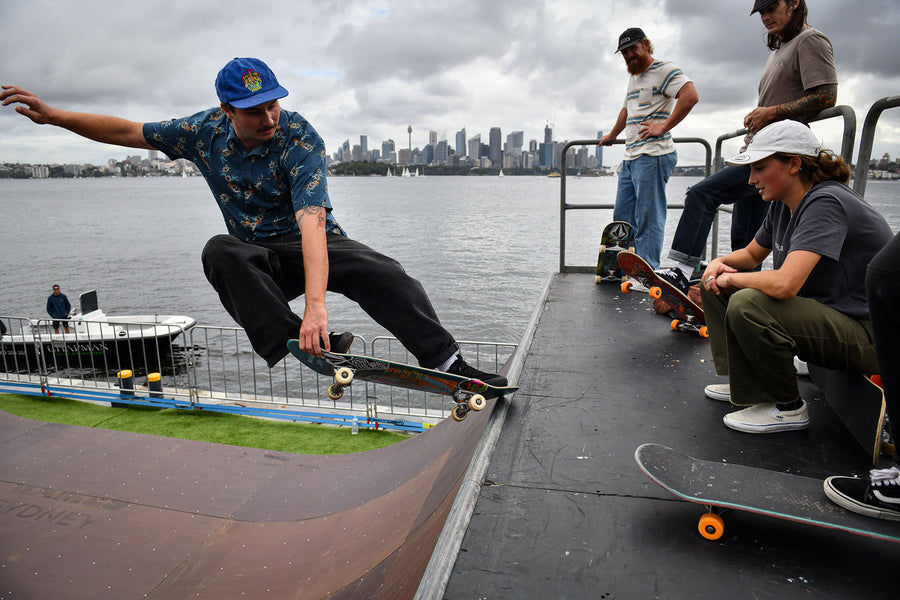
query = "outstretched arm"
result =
(1, 85, 153, 150)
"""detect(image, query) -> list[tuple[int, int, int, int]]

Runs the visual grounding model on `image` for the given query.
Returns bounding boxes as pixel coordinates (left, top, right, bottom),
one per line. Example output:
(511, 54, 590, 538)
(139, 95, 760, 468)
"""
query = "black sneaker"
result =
(446, 356, 508, 387)
(326, 331, 355, 354)
(824, 467, 900, 521)
(655, 267, 691, 295)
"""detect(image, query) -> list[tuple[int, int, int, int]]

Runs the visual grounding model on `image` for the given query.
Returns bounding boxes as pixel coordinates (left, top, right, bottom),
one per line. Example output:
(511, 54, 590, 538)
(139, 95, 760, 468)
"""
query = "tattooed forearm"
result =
(774, 83, 837, 121)
(297, 205, 327, 225)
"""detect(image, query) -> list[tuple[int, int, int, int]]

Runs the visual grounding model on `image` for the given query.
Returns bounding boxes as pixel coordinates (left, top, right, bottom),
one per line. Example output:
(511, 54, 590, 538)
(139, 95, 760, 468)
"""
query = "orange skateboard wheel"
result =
(698, 513, 725, 540)
(649, 286, 662, 299)
(621, 281, 633, 294)
(698, 326, 709, 338)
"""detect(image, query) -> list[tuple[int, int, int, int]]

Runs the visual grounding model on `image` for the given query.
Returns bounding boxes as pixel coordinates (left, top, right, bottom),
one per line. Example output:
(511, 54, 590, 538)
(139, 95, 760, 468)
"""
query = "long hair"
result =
(766, 0, 808, 50)
(773, 149, 851, 185)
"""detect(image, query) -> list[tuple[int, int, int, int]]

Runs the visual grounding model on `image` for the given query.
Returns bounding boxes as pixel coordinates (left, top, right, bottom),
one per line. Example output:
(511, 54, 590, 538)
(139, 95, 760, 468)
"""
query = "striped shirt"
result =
(622, 60, 692, 159)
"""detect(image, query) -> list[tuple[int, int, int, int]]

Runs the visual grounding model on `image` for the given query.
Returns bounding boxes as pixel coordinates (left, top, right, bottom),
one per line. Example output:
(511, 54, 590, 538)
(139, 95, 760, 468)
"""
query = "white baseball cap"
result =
(725, 120, 823, 166)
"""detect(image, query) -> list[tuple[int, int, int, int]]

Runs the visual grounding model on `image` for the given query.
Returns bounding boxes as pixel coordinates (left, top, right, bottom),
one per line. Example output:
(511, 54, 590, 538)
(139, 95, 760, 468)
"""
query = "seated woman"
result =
(699, 119, 892, 433)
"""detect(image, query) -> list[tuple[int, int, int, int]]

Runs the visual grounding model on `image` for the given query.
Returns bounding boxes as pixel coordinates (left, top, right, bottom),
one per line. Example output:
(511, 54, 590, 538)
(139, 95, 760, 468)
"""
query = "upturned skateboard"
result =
(635, 443, 900, 544)
(595, 221, 636, 283)
(616, 250, 708, 337)
(287, 340, 518, 421)
(807, 366, 892, 466)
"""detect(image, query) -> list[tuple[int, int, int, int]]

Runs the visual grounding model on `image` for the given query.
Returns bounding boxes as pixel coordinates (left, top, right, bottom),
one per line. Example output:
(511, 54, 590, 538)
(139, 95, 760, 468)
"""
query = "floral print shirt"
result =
(143, 108, 343, 240)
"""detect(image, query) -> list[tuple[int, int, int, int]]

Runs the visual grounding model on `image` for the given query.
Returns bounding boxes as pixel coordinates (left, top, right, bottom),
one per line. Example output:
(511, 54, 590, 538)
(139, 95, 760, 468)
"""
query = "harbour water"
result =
(1, 175, 898, 347)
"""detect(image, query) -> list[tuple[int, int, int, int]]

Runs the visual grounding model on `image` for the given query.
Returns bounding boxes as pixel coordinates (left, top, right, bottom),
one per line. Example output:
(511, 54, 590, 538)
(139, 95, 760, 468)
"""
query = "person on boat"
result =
(824, 231, 900, 520)
(699, 120, 891, 434)
(654, 0, 837, 294)
(46, 284, 71, 334)
(599, 27, 699, 269)
(1, 58, 506, 385)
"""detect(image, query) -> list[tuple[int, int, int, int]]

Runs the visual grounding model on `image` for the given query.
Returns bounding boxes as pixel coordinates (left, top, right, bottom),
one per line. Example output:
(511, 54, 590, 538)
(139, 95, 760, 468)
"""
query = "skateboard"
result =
(616, 251, 708, 337)
(807, 365, 892, 466)
(286, 340, 518, 422)
(595, 221, 636, 283)
(635, 443, 900, 544)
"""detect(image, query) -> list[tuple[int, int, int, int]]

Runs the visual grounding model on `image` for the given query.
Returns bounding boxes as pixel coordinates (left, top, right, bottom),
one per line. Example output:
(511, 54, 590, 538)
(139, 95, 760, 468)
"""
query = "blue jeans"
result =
(668, 165, 769, 267)
(613, 152, 677, 269)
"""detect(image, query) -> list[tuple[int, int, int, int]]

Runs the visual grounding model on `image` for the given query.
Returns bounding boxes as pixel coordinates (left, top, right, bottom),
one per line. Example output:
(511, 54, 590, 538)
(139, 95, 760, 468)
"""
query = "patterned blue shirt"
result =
(143, 108, 343, 240)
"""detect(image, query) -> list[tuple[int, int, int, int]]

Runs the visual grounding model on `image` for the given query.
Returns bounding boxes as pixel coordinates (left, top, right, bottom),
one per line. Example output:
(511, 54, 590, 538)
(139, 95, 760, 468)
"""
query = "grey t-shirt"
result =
(755, 181, 892, 319)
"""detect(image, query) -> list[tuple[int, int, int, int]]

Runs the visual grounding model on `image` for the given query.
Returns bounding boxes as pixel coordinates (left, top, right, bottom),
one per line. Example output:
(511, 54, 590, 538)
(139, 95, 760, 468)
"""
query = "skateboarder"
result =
(1, 59, 506, 386)
(699, 120, 891, 433)
(655, 0, 837, 294)
(825, 232, 900, 521)
(598, 27, 699, 269)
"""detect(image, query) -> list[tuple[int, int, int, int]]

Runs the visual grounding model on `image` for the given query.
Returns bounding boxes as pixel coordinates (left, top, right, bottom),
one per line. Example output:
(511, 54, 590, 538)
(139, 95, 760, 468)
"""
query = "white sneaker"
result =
(723, 400, 810, 433)
(794, 356, 809, 376)
(705, 383, 731, 402)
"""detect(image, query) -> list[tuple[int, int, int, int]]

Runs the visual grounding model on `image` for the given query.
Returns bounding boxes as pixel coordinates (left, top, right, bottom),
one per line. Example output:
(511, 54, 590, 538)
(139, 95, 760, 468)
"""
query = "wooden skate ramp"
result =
(0, 401, 494, 599)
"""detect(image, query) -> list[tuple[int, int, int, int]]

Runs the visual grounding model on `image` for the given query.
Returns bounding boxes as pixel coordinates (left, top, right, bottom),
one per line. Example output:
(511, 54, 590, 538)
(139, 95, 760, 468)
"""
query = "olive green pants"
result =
(701, 287, 878, 406)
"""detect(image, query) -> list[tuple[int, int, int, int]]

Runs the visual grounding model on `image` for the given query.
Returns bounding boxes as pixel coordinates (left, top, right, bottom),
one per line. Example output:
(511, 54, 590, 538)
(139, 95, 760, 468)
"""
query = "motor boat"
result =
(0, 290, 196, 373)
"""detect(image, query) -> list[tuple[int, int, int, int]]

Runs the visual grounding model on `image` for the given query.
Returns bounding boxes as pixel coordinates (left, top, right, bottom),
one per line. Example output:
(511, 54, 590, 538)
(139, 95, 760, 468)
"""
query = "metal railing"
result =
(557, 103, 872, 273)
(0, 318, 516, 423)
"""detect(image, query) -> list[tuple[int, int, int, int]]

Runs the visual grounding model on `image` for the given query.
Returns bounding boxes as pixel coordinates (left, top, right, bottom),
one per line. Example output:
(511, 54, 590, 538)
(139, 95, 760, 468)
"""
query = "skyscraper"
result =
(489, 127, 502, 166)
(596, 130, 603, 167)
(456, 128, 467, 157)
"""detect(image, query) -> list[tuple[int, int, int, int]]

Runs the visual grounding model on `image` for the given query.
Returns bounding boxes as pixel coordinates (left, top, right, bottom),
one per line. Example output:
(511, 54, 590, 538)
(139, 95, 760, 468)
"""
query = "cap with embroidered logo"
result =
(215, 57, 288, 109)
(725, 120, 822, 166)
(615, 27, 646, 53)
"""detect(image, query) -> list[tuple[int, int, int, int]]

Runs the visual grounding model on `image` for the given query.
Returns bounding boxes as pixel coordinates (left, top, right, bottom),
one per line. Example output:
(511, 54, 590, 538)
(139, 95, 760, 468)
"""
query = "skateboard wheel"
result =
(698, 513, 725, 540)
(327, 383, 344, 400)
(335, 367, 353, 386)
(671, 319, 681, 331)
(621, 281, 633, 294)
(451, 404, 468, 422)
(649, 286, 662, 299)
(698, 326, 709, 339)
(469, 394, 486, 411)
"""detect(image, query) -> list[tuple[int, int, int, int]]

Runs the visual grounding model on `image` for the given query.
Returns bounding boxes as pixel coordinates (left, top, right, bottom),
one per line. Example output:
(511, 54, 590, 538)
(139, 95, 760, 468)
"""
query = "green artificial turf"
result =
(0, 393, 408, 454)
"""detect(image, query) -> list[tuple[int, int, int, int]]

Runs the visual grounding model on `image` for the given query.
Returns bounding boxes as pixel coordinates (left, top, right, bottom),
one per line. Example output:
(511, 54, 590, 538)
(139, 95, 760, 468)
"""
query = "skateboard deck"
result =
(596, 221, 636, 283)
(287, 340, 518, 421)
(807, 365, 890, 466)
(635, 443, 900, 544)
(616, 250, 707, 337)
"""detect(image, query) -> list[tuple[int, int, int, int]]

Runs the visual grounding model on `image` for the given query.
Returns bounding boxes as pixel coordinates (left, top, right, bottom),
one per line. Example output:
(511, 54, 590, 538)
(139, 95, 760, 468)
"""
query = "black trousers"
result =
(866, 231, 900, 466)
(202, 233, 459, 369)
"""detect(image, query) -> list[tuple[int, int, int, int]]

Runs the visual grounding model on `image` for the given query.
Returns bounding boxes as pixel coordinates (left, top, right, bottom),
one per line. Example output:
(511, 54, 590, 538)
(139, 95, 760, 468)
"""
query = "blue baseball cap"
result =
(215, 57, 288, 109)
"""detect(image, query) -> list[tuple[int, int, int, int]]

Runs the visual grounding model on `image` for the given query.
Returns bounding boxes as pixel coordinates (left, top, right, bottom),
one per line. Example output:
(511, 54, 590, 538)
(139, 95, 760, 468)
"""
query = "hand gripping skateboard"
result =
(596, 221, 636, 283)
(287, 340, 518, 422)
(635, 443, 900, 544)
(616, 250, 708, 337)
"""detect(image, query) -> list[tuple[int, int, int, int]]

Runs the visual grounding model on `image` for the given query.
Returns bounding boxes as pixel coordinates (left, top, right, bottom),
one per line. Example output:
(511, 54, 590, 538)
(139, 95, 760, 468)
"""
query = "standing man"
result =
(46, 284, 71, 334)
(600, 27, 699, 269)
(655, 0, 837, 294)
(2, 58, 505, 385)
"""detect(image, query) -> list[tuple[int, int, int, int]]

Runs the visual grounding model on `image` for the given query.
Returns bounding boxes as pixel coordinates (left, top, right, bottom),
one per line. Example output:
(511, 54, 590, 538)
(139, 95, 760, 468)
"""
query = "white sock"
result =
(676, 263, 693, 279)
(438, 353, 460, 372)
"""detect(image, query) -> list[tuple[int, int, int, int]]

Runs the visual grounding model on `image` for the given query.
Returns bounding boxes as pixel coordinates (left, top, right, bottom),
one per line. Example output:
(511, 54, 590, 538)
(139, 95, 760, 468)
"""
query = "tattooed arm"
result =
(295, 205, 331, 356)
(743, 83, 837, 133)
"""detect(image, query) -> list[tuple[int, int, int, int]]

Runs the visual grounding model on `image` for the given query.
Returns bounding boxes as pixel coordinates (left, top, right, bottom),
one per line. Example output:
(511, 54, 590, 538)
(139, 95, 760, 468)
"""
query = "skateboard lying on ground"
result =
(635, 443, 900, 544)
(287, 340, 518, 422)
(807, 366, 892, 466)
(616, 250, 708, 338)
(596, 221, 636, 283)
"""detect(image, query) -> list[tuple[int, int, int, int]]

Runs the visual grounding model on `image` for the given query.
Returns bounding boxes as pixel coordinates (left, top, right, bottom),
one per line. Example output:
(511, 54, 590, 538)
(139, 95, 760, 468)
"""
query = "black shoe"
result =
(824, 467, 900, 521)
(446, 356, 508, 387)
(655, 267, 691, 295)
(326, 331, 355, 354)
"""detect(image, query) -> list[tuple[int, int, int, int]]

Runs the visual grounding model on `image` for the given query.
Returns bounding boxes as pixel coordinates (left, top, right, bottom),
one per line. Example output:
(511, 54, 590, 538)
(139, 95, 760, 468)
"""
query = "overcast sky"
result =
(1, 0, 899, 167)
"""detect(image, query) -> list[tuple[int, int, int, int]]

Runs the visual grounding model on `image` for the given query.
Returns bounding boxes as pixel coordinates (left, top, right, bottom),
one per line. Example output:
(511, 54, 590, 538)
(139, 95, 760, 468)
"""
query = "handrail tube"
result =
(853, 95, 900, 197)
(559, 137, 711, 273)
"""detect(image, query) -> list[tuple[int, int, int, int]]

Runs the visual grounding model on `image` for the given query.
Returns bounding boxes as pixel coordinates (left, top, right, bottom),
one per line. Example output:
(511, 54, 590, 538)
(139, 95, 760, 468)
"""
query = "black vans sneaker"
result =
(327, 331, 355, 354)
(655, 267, 691, 295)
(446, 357, 508, 387)
(824, 467, 900, 521)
